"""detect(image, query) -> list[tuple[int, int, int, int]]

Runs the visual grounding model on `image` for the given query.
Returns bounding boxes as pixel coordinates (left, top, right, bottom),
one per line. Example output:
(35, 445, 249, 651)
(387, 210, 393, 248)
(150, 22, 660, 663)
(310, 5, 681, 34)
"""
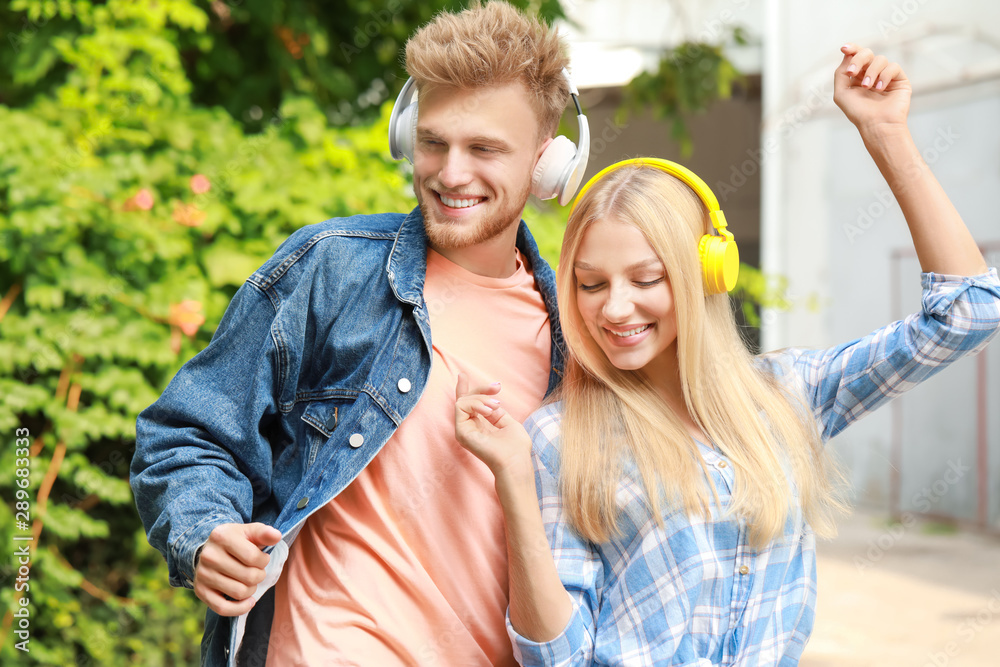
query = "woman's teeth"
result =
(610, 324, 651, 337)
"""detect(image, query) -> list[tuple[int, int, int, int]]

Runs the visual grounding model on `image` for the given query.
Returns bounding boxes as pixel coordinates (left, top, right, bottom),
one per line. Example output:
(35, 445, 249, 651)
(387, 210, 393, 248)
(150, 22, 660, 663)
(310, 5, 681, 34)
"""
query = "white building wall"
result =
(759, 0, 1000, 522)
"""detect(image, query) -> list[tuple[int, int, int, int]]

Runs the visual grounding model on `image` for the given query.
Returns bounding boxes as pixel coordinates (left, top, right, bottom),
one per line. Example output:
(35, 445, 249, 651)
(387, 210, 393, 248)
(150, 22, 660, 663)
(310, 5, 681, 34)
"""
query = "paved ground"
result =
(800, 509, 1000, 667)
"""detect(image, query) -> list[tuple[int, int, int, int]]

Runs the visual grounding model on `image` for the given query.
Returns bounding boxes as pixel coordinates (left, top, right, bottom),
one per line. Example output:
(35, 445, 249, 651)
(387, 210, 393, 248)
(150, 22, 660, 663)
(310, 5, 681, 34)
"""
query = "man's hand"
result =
(834, 43, 911, 134)
(193, 522, 282, 616)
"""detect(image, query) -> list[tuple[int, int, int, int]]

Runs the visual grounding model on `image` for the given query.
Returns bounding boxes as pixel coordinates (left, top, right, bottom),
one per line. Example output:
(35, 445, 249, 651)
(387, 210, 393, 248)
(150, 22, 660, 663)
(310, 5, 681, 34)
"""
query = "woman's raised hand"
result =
(834, 43, 912, 133)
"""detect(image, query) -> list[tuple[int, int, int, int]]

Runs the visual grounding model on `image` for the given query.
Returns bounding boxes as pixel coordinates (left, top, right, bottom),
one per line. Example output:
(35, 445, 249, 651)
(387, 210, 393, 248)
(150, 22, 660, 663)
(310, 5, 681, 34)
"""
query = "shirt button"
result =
(296, 497, 309, 510)
(739, 565, 750, 575)
(397, 378, 412, 393)
(349, 433, 365, 448)
(718, 460, 728, 469)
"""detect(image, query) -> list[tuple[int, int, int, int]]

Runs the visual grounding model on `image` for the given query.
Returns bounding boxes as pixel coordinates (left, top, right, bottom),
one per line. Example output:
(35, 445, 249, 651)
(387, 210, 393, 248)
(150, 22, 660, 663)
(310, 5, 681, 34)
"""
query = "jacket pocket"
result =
(300, 396, 356, 469)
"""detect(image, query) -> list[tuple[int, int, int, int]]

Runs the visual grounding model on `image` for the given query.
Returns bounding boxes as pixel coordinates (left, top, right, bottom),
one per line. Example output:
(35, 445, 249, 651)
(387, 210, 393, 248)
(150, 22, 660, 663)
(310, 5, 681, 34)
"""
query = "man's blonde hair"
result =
(404, 1, 570, 137)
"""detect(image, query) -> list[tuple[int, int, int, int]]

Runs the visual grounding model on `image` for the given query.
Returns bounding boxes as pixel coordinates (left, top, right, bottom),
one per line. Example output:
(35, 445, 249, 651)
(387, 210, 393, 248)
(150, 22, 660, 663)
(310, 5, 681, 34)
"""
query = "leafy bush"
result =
(0, 2, 572, 663)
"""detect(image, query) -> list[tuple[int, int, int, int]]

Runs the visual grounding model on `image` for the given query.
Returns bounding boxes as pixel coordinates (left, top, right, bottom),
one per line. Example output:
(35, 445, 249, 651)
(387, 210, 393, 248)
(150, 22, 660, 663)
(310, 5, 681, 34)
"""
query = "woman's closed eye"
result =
(578, 276, 664, 291)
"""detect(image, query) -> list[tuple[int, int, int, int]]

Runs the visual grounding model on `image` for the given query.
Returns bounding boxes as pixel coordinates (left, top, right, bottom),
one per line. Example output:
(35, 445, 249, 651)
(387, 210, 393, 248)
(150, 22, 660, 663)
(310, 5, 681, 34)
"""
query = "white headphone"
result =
(387, 68, 591, 207)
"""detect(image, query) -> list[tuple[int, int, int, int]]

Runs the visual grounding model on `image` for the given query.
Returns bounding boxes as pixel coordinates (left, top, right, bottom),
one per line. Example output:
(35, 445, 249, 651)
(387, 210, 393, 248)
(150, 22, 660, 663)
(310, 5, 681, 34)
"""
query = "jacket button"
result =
(296, 497, 309, 510)
(397, 377, 412, 393)
(349, 433, 364, 448)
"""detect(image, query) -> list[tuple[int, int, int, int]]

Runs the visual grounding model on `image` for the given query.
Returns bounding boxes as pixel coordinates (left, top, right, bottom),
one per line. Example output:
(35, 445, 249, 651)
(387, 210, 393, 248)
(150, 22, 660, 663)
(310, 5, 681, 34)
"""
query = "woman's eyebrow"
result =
(574, 258, 662, 272)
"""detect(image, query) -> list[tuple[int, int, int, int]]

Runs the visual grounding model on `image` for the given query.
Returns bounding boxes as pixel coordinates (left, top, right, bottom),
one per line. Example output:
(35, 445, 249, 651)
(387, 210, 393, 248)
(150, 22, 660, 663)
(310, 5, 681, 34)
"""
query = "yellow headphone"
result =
(571, 158, 740, 295)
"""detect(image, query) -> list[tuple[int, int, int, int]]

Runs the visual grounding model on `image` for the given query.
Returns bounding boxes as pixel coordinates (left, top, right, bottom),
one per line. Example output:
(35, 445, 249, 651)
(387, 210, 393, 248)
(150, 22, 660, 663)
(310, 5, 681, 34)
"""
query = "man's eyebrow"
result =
(574, 258, 663, 272)
(414, 127, 512, 150)
(467, 135, 512, 150)
(415, 127, 442, 140)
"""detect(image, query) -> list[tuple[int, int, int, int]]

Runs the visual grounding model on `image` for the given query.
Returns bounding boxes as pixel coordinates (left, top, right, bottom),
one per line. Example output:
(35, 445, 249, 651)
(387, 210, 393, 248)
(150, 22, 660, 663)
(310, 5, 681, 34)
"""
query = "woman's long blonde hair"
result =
(557, 164, 846, 548)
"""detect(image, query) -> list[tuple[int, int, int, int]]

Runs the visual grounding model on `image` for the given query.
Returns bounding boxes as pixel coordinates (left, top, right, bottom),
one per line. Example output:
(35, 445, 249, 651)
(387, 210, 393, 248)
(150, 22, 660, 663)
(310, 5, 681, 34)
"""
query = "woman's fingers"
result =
(872, 62, 903, 91)
(839, 43, 906, 91)
(859, 54, 889, 88)
(842, 44, 874, 78)
(455, 372, 502, 399)
(456, 372, 470, 398)
(456, 395, 503, 422)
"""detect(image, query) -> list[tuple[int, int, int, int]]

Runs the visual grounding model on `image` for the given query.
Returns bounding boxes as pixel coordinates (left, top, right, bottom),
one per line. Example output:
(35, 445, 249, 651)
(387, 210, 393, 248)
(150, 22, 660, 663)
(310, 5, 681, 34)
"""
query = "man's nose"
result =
(438, 148, 473, 189)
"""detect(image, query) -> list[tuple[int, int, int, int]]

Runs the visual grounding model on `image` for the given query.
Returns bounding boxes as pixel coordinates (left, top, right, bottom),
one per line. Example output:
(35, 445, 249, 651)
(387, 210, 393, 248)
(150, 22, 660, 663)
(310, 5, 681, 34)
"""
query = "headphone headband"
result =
(573, 159, 716, 218)
(570, 158, 740, 294)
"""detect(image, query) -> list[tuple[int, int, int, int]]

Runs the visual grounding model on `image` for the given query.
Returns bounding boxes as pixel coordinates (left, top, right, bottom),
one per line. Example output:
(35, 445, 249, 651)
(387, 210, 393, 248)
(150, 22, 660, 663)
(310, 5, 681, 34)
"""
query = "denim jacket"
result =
(130, 207, 565, 666)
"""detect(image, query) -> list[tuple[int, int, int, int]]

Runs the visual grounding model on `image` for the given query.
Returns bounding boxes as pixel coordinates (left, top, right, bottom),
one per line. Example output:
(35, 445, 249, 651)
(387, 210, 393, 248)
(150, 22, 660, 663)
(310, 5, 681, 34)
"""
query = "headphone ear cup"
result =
(698, 234, 740, 295)
(395, 101, 418, 163)
(531, 135, 577, 201)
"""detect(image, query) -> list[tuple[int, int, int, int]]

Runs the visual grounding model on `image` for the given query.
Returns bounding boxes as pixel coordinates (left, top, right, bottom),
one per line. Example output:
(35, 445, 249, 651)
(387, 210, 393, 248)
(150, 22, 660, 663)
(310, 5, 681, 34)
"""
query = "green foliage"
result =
(0, 1, 570, 663)
(731, 263, 792, 330)
(0, 0, 568, 132)
(622, 27, 748, 156)
(0, 82, 420, 667)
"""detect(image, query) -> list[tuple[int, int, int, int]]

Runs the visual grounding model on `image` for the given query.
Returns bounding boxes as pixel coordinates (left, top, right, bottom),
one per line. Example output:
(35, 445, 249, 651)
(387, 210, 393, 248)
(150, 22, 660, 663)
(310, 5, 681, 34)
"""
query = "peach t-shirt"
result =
(267, 248, 551, 666)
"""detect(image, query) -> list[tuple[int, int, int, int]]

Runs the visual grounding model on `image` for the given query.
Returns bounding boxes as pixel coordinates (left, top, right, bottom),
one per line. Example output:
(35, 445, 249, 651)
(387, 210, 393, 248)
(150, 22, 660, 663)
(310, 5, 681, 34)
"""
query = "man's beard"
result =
(418, 181, 530, 250)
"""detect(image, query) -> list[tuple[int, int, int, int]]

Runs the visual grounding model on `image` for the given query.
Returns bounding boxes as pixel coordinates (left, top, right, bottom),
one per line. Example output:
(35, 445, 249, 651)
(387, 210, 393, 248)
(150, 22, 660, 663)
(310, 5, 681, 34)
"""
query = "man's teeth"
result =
(611, 325, 651, 337)
(440, 194, 483, 208)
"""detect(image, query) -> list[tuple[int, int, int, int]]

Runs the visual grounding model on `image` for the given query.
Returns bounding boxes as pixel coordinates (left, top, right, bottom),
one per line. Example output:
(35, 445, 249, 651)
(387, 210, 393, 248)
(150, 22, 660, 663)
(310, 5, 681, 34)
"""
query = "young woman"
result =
(454, 44, 1000, 665)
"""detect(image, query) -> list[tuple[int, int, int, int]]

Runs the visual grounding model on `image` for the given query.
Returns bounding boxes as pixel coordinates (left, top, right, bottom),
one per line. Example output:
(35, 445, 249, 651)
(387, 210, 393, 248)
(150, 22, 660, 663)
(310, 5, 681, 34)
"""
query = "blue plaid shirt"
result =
(508, 269, 1000, 666)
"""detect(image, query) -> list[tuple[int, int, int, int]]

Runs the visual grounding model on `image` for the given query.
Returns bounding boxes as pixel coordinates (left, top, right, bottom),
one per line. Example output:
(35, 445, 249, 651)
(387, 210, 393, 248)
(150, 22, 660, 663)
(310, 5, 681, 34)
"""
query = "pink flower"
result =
(134, 188, 154, 211)
(190, 174, 211, 194)
(124, 188, 155, 212)
(169, 300, 206, 337)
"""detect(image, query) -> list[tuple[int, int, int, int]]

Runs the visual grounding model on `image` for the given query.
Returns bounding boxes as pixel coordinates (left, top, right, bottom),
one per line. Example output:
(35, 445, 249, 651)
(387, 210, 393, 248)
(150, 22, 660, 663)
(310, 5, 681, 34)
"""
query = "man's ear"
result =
(535, 137, 554, 162)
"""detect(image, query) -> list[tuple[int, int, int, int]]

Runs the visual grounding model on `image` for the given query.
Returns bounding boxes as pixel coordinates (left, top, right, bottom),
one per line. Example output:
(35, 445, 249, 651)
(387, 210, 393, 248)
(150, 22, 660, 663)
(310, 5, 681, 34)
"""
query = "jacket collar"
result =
(514, 216, 566, 392)
(387, 206, 565, 390)
(386, 207, 428, 307)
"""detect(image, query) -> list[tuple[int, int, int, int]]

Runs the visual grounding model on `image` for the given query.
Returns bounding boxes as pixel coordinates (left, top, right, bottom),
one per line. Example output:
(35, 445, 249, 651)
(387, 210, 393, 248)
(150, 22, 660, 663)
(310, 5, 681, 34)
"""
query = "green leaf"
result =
(40, 503, 110, 540)
(202, 240, 269, 287)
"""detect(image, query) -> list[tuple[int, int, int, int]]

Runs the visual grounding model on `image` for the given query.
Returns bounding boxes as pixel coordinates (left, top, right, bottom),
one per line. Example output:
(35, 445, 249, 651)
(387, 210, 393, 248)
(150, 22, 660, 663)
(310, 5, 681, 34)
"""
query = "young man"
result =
(130, 3, 580, 665)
